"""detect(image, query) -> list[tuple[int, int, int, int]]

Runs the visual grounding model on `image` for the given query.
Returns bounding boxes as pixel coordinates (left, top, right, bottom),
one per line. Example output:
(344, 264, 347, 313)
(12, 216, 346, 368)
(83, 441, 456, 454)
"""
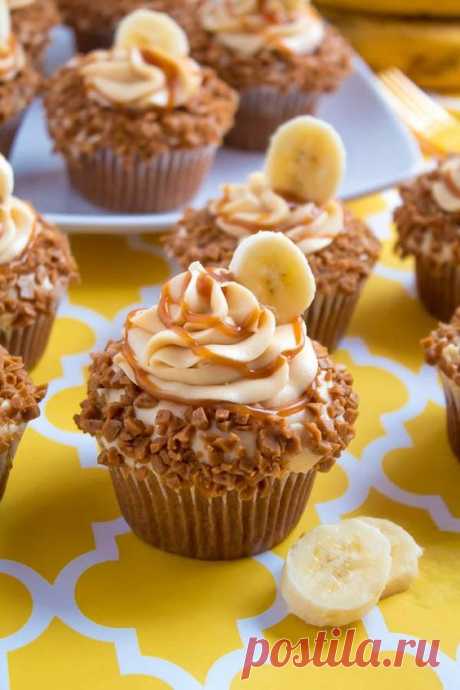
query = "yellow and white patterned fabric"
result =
(0, 192, 458, 689)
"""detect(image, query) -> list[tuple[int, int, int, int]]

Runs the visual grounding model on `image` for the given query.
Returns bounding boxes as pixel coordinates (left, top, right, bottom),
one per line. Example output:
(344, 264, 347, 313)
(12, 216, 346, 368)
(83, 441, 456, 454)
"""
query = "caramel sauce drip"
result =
(141, 48, 181, 109)
(445, 168, 460, 200)
(120, 268, 312, 417)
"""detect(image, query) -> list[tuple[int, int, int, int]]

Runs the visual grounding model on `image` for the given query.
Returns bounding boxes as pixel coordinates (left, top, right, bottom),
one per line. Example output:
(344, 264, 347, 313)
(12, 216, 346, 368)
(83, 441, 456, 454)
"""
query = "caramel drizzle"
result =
(141, 48, 181, 110)
(120, 268, 312, 417)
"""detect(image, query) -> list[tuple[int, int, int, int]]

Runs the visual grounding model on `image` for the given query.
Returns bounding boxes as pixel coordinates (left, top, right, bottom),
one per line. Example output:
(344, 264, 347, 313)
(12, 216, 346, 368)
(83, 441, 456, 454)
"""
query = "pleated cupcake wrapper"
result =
(305, 288, 362, 352)
(415, 255, 460, 323)
(225, 86, 319, 151)
(73, 27, 114, 53)
(440, 372, 460, 460)
(0, 432, 24, 501)
(110, 465, 316, 560)
(0, 311, 56, 370)
(67, 145, 218, 213)
(0, 111, 25, 159)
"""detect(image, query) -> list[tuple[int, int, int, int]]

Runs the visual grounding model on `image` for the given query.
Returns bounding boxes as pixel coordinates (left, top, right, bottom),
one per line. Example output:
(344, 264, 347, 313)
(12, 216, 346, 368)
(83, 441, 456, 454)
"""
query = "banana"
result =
(229, 231, 316, 324)
(316, 0, 460, 16)
(357, 517, 423, 598)
(281, 520, 391, 627)
(115, 9, 189, 57)
(265, 116, 346, 206)
(0, 0, 11, 50)
(0, 155, 13, 203)
(325, 10, 460, 91)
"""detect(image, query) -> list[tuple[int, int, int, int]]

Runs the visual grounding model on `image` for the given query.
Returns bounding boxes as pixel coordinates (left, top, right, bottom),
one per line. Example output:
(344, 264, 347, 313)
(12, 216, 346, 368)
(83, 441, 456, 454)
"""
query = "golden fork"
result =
(378, 68, 460, 154)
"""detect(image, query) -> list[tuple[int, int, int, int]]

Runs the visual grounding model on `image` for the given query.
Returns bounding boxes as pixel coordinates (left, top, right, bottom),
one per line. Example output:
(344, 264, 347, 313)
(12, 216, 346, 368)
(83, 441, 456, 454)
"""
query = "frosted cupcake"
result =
(423, 308, 460, 459)
(189, 0, 352, 150)
(44, 9, 238, 213)
(165, 116, 380, 350)
(0, 1, 40, 157)
(75, 231, 358, 560)
(0, 344, 46, 498)
(0, 155, 78, 368)
(395, 156, 460, 322)
(10, 0, 60, 67)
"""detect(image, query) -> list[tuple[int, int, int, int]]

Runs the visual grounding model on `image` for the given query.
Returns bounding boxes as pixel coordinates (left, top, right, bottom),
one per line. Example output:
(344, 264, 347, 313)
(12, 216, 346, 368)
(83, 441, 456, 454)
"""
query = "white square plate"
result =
(13, 27, 422, 234)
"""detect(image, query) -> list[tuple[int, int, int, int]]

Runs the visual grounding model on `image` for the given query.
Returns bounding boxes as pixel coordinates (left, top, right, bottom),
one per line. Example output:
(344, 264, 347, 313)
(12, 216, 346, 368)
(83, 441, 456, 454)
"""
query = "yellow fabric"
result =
(0, 203, 456, 688)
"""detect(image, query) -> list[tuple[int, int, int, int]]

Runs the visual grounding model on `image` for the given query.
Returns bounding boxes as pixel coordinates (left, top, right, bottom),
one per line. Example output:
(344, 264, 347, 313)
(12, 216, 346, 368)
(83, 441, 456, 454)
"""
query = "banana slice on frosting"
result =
(229, 231, 316, 324)
(265, 115, 346, 206)
(0, 154, 14, 203)
(115, 9, 189, 57)
(0, 0, 11, 51)
(281, 519, 392, 627)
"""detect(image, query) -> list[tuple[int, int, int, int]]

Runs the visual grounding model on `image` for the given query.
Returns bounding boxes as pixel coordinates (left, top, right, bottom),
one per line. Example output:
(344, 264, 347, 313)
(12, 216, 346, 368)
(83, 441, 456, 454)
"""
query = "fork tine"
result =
(381, 69, 452, 123)
(379, 75, 440, 130)
(379, 80, 429, 132)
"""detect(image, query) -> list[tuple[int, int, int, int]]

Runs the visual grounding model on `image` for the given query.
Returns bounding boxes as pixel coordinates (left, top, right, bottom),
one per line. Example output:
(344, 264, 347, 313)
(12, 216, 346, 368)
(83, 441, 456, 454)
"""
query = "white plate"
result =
(12, 27, 422, 234)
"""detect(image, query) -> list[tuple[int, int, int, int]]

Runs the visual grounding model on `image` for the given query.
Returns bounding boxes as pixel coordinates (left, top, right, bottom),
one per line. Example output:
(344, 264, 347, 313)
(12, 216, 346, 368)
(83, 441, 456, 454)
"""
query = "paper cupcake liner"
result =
(305, 288, 361, 351)
(440, 372, 460, 459)
(73, 27, 114, 53)
(225, 86, 319, 151)
(67, 145, 217, 213)
(110, 465, 316, 560)
(0, 311, 56, 370)
(0, 111, 25, 159)
(415, 255, 460, 322)
(0, 433, 24, 501)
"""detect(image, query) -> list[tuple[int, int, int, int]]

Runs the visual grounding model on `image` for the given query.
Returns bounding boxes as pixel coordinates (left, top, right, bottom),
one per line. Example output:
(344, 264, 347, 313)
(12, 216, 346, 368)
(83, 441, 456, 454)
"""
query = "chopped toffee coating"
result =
(422, 307, 460, 383)
(75, 340, 358, 498)
(12, 0, 60, 63)
(164, 207, 380, 295)
(0, 55, 40, 125)
(0, 215, 78, 328)
(44, 56, 238, 160)
(0, 344, 46, 451)
(189, 23, 352, 94)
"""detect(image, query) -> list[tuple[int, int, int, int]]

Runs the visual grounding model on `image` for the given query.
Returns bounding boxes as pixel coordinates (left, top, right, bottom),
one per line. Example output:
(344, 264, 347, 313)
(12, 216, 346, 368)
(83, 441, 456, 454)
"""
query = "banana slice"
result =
(229, 231, 316, 324)
(281, 520, 391, 627)
(0, 0, 11, 51)
(265, 116, 346, 206)
(115, 9, 189, 57)
(0, 155, 13, 203)
(357, 517, 423, 598)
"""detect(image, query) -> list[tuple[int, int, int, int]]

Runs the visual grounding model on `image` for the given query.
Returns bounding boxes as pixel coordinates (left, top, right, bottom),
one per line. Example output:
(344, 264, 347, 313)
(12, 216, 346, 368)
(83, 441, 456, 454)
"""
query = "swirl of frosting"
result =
(0, 2, 24, 82)
(209, 172, 344, 254)
(200, 0, 325, 57)
(0, 155, 35, 264)
(432, 157, 460, 213)
(114, 261, 318, 408)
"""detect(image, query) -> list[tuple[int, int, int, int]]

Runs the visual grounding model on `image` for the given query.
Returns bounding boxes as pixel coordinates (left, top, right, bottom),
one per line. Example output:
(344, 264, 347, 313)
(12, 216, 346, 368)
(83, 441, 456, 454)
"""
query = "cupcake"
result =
(422, 308, 460, 458)
(44, 9, 238, 213)
(10, 0, 60, 67)
(0, 155, 78, 369)
(188, 0, 353, 151)
(0, 345, 46, 499)
(75, 231, 358, 560)
(0, 2, 40, 157)
(165, 116, 380, 351)
(395, 156, 460, 323)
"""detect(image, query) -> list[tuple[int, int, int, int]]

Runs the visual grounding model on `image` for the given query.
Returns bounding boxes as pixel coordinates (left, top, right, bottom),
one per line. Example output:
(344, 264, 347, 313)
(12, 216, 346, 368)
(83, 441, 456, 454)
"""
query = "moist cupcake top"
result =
(0, 1, 39, 122)
(395, 157, 460, 263)
(422, 307, 460, 385)
(189, 0, 352, 92)
(0, 344, 46, 452)
(0, 156, 78, 328)
(75, 232, 358, 497)
(44, 9, 238, 159)
(165, 117, 381, 294)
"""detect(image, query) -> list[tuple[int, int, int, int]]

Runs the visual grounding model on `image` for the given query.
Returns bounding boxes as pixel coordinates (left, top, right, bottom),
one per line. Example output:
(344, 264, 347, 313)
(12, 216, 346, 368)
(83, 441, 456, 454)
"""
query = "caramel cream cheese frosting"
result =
(0, 1, 25, 81)
(0, 155, 35, 264)
(432, 157, 460, 213)
(80, 9, 202, 109)
(200, 0, 325, 57)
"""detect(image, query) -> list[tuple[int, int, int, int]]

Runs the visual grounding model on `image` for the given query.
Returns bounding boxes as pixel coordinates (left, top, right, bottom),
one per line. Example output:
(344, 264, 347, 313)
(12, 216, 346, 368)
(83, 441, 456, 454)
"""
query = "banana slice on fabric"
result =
(358, 517, 423, 598)
(229, 231, 316, 324)
(265, 116, 346, 206)
(115, 9, 189, 57)
(281, 520, 391, 627)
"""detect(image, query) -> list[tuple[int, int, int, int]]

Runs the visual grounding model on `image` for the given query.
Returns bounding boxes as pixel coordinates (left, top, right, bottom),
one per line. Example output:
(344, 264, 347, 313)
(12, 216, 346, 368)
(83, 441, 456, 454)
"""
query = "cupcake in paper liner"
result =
(0, 155, 78, 369)
(44, 9, 238, 213)
(187, 0, 353, 151)
(0, 344, 46, 499)
(422, 308, 460, 459)
(0, 1, 40, 157)
(395, 156, 460, 323)
(75, 231, 358, 561)
(165, 116, 380, 351)
(10, 0, 60, 68)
